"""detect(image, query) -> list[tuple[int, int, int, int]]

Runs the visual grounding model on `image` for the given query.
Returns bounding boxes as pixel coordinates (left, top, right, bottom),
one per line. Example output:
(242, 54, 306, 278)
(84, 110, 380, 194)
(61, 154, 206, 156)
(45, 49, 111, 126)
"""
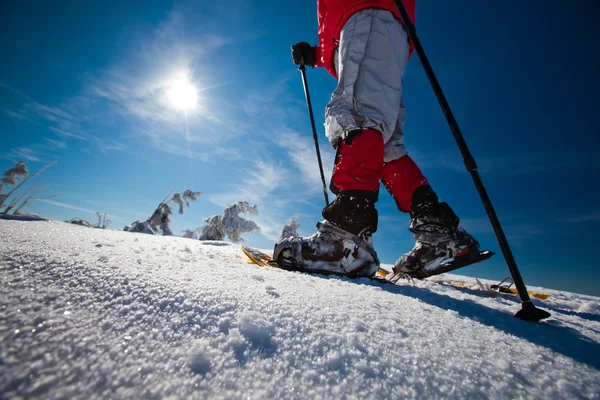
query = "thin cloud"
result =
(247, 161, 289, 190)
(411, 149, 598, 176)
(34, 199, 129, 223)
(72, 3, 264, 163)
(4, 108, 31, 121)
(44, 138, 68, 150)
(1, 2, 276, 167)
(241, 76, 295, 119)
(1, 147, 42, 163)
(209, 160, 293, 241)
(459, 217, 495, 235)
(442, 216, 546, 245)
(0, 80, 34, 101)
(1, 80, 95, 159)
(1, 80, 85, 136)
(504, 223, 545, 244)
(275, 131, 335, 194)
(92, 137, 127, 154)
(35, 199, 97, 215)
(563, 212, 600, 223)
(48, 127, 88, 141)
(27, 102, 79, 122)
(210, 161, 289, 207)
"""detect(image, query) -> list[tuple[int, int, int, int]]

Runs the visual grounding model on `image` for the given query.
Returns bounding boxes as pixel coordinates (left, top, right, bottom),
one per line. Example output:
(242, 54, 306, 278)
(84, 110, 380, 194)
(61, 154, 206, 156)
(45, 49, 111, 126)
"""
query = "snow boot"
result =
(393, 185, 480, 278)
(273, 194, 380, 277)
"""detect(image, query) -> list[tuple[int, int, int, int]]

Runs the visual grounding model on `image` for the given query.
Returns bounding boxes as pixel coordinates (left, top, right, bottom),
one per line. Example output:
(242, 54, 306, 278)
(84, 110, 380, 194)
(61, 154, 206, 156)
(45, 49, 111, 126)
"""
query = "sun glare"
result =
(167, 79, 198, 111)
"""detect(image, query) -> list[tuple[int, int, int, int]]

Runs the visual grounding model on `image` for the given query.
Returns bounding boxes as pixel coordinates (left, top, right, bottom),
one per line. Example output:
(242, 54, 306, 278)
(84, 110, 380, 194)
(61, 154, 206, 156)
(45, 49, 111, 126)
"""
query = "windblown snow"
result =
(1, 220, 599, 399)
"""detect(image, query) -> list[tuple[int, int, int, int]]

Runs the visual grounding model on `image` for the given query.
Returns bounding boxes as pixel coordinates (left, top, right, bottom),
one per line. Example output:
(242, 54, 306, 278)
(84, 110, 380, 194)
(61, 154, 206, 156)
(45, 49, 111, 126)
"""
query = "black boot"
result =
(273, 192, 379, 277)
(394, 186, 479, 277)
(322, 192, 378, 235)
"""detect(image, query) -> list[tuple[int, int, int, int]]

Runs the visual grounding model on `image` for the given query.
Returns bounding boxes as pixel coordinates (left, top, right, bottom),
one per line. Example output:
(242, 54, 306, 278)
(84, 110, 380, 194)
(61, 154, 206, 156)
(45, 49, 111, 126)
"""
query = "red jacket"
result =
(316, 0, 416, 77)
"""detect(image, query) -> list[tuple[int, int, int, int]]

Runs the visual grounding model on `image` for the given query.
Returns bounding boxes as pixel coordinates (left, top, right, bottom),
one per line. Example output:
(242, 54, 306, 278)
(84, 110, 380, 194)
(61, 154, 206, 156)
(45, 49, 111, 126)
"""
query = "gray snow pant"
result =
(325, 8, 409, 163)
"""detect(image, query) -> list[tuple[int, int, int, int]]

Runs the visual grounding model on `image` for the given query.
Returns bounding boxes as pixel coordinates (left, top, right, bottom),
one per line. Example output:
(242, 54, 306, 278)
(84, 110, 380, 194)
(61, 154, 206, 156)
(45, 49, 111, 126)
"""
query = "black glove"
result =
(291, 42, 316, 67)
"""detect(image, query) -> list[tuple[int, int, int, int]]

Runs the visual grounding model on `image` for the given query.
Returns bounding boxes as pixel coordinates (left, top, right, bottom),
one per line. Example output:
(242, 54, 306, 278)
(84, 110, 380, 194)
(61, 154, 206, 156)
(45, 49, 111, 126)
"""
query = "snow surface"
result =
(1, 220, 599, 399)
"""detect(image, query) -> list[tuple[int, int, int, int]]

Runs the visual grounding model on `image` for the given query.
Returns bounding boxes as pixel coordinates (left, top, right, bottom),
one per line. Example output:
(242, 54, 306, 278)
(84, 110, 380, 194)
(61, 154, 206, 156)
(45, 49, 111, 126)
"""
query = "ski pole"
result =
(299, 63, 330, 207)
(394, 0, 550, 322)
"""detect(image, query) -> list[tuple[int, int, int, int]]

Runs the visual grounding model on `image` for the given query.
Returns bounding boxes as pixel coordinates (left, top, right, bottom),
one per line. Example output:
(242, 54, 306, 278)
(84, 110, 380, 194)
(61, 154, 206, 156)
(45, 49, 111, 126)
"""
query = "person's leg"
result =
(324, 9, 409, 147)
(381, 104, 480, 277)
(273, 9, 408, 276)
(324, 128, 383, 235)
(324, 8, 410, 235)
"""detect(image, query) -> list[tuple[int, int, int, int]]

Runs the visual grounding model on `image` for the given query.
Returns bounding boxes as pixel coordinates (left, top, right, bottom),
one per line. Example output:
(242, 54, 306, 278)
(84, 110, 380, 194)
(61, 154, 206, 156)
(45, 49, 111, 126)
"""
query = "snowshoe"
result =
(272, 221, 379, 278)
(392, 227, 491, 279)
(391, 188, 494, 280)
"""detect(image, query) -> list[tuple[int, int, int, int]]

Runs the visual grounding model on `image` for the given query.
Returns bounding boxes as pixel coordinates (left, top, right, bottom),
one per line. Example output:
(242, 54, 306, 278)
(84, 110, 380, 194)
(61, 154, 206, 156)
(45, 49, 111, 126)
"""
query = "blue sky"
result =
(1, 0, 599, 296)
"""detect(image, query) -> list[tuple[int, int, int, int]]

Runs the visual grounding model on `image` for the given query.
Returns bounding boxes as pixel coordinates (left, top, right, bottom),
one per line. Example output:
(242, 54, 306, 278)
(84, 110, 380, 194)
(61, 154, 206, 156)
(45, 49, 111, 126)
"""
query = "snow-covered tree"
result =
(148, 203, 173, 236)
(0, 161, 29, 208)
(278, 215, 300, 242)
(199, 201, 260, 243)
(171, 190, 202, 214)
(198, 215, 226, 241)
(124, 189, 202, 236)
(1, 160, 28, 186)
(67, 218, 92, 228)
(223, 201, 260, 242)
(182, 226, 204, 239)
(182, 228, 200, 239)
(124, 220, 154, 234)
(0, 161, 55, 210)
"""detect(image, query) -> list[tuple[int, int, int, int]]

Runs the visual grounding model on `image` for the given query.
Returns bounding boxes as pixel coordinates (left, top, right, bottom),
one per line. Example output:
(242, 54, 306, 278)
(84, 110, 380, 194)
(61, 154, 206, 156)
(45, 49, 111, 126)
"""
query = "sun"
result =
(167, 79, 198, 111)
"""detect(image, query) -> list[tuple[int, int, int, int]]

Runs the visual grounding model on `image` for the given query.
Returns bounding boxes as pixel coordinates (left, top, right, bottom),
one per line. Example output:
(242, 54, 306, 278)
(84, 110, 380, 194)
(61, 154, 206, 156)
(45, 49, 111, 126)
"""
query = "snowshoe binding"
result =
(390, 195, 494, 281)
(273, 221, 380, 278)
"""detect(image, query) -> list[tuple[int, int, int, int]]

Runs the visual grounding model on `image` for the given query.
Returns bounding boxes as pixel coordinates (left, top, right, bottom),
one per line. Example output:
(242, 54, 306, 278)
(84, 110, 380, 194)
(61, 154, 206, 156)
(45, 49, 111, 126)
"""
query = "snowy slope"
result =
(1, 220, 599, 399)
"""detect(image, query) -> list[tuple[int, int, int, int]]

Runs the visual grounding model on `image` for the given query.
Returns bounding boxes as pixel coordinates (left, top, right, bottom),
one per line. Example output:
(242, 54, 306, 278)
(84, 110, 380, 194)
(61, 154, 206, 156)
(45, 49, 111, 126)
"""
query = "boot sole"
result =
(243, 246, 385, 282)
(411, 250, 495, 279)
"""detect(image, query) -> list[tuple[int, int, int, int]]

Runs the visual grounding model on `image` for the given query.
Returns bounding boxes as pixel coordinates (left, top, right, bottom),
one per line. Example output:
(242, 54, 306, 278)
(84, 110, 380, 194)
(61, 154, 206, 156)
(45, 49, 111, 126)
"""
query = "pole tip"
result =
(514, 301, 551, 322)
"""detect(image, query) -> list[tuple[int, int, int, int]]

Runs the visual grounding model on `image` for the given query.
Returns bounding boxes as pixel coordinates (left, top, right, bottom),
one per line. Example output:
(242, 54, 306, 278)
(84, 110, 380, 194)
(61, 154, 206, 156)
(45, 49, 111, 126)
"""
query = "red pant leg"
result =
(381, 155, 429, 212)
(330, 129, 384, 194)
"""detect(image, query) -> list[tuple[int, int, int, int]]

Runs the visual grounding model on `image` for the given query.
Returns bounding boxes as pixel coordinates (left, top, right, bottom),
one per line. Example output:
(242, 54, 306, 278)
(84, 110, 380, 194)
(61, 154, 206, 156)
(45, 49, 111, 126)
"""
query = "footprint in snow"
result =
(265, 285, 280, 298)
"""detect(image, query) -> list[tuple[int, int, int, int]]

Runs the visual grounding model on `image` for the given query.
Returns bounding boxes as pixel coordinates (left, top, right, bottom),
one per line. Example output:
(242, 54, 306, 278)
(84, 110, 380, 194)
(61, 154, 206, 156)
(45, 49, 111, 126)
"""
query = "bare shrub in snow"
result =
(95, 211, 111, 229)
(278, 215, 300, 241)
(199, 201, 260, 243)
